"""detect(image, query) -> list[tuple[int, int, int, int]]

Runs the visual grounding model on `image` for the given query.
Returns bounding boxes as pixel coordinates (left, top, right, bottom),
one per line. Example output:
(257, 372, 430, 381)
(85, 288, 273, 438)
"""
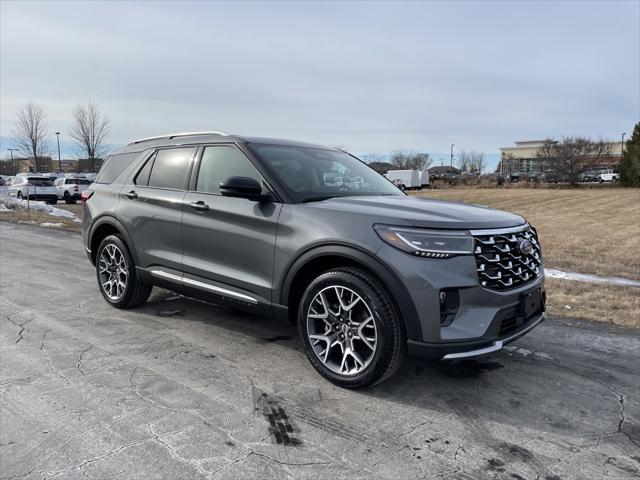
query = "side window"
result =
(95, 152, 142, 184)
(147, 148, 194, 189)
(196, 146, 261, 194)
(134, 153, 155, 186)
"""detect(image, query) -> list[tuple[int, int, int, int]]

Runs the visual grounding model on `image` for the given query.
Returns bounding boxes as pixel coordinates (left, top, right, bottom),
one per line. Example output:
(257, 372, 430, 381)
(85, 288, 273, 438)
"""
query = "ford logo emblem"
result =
(518, 239, 533, 255)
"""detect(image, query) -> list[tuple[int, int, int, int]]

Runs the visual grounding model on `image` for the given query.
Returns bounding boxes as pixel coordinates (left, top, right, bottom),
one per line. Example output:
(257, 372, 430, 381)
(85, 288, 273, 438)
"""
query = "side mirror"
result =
(220, 176, 270, 201)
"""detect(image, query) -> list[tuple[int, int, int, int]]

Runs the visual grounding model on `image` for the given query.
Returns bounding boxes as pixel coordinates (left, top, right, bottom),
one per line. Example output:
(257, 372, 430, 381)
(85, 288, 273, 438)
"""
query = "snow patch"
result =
(0, 196, 76, 219)
(545, 268, 640, 288)
(504, 346, 553, 360)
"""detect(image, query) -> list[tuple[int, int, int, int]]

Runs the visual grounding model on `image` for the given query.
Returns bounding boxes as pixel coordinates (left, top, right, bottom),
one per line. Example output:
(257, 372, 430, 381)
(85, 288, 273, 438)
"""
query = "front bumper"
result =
(376, 243, 546, 359)
(407, 311, 545, 360)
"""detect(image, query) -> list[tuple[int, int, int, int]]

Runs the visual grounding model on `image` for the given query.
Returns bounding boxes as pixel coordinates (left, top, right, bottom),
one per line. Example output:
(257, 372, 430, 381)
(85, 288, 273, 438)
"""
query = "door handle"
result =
(125, 190, 138, 199)
(189, 201, 209, 212)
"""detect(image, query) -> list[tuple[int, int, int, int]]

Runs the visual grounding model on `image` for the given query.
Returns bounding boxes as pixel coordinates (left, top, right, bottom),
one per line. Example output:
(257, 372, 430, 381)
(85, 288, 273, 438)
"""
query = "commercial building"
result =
(498, 139, 624, 174)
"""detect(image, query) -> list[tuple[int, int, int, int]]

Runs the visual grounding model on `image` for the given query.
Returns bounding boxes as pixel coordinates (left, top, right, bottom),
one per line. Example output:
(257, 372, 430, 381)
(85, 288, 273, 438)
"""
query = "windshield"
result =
(248, 144, 402, 202)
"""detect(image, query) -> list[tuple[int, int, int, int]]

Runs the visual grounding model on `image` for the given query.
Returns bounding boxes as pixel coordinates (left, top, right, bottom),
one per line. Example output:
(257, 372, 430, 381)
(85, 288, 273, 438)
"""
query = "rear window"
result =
(95, 152, 142, 184)
(66, 178, 91, 185)
(28, 178, 54, 186)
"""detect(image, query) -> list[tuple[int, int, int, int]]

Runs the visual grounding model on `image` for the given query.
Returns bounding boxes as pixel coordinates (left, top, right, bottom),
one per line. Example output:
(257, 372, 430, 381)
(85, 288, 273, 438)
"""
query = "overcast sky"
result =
(1, 0, 638, 168)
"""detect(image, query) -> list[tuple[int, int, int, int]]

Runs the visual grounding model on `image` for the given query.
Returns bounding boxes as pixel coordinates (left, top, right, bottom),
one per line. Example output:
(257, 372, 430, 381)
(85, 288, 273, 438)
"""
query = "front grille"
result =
(472, 225, 542, 291)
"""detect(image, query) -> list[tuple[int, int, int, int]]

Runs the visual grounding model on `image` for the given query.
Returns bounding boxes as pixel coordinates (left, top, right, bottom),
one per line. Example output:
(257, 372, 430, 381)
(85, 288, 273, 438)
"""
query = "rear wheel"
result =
(63, 191, 75, 204)
(96, 235, 152, 308)
(17, 191, 23, 199)
(298, 268, 406, 388)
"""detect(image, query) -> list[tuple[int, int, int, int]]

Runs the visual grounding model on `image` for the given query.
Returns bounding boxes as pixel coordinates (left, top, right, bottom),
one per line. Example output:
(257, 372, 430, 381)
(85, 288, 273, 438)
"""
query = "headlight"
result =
(374, 224, 474, 258)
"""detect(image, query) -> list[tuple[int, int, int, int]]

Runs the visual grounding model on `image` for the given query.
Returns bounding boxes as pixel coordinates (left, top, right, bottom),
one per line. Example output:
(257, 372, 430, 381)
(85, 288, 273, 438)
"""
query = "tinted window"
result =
(95, 152, 142, 184)
(134, 154, 155, 186)
(196, 146, 260, 194)
(147, 148, 193, 189)
(249, 144, 401, 202)
(65, 178, 92, 185)
(28, 178, 54, 186)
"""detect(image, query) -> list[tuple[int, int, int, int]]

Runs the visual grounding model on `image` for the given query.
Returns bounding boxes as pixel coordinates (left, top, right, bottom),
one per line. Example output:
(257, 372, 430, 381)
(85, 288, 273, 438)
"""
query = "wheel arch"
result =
(88, 215, 138, 266)
(279, 244, 423, 341)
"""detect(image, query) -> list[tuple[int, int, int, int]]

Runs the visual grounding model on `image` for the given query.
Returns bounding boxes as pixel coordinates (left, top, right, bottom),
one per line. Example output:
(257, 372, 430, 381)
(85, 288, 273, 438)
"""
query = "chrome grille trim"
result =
(472, 224, 542, 291)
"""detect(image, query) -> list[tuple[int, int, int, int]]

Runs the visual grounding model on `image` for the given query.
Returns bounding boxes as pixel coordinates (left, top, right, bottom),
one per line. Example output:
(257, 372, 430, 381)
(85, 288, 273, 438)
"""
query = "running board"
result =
(150, 269, 258, 304)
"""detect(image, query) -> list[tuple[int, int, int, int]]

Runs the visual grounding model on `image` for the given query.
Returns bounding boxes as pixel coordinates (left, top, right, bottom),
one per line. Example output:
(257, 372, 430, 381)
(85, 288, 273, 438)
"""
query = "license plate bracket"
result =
(520, 288, 544, 318)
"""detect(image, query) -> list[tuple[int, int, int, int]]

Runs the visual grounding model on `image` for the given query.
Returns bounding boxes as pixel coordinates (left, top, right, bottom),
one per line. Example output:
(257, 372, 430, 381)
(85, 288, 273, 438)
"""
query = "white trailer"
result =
(420, 169, 430, 187)
(384, 169, 429, 190)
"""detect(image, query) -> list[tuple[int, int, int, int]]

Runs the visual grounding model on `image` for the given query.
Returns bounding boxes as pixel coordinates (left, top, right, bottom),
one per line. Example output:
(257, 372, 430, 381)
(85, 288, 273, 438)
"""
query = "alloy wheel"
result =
(306, 286, 378, 376)
(98, 244, 129, 301)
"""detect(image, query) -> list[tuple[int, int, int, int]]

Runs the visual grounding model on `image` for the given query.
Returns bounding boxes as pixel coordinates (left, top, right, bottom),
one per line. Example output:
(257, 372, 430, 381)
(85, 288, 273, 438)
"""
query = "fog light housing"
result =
(439, 289, 460, 326)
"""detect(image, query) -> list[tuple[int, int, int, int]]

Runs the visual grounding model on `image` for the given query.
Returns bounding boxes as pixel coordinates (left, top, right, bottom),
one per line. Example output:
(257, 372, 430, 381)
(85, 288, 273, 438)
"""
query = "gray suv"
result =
(82, 132, 545, 388)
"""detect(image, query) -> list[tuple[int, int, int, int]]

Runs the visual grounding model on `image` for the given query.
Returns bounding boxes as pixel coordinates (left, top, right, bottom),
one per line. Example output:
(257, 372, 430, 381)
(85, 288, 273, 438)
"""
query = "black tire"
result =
(63, 192, 75, 204)
(95, 235, 152, 309)
(298, 268, 406, 388)
(17, 191, 23, 199)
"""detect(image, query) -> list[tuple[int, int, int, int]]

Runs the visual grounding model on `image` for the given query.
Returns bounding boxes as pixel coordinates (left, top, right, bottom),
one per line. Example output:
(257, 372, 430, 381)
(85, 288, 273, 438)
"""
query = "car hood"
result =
(308, 195, 525, 230)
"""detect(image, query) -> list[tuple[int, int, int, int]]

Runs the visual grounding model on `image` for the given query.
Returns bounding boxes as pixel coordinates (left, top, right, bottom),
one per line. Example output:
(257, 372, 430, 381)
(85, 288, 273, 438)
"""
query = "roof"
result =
(112, 132, 334, 155)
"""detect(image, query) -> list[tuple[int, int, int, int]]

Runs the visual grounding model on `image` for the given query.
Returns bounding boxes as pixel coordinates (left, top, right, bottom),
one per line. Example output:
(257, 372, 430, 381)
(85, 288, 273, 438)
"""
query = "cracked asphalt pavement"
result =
(1, 223, 639, 479)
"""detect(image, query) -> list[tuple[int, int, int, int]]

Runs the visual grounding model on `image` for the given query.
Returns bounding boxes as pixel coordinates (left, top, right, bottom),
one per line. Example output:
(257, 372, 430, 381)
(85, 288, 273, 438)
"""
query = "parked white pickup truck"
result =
(54, 176, 92, 203)
(598, 170, 619, 183)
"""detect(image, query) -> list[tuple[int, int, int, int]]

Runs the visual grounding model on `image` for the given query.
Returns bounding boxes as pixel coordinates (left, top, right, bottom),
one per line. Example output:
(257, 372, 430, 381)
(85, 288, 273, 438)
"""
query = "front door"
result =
(181, 145, 282, 307)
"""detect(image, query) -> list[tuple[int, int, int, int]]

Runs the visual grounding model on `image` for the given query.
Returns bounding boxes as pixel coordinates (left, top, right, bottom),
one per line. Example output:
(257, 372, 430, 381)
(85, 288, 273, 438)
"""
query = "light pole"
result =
(450, 144, 455, 182)
(55, 132, 62, 172)
(7, 148, 18, 174)
(621, 132, 626, 159)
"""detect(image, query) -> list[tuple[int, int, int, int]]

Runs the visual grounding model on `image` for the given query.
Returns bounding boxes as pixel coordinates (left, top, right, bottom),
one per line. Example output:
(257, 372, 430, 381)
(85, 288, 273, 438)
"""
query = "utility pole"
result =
(55, 132, 62, 172)
(450, 144, 455, 182)
(621, 132, 626, 159)
(7, 148, 18, 174)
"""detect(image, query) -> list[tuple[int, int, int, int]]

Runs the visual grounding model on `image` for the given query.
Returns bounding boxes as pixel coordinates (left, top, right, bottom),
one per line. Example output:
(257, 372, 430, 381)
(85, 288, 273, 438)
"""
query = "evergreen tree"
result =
(620, 122, 640, 187)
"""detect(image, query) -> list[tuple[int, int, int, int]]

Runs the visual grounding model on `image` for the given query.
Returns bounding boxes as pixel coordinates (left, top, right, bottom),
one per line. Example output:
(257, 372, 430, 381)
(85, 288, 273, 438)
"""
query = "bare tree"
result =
(457, 150, 485, 173)
(70, 102, 110, 171)
(13, 103, 50, 171)
(537, 137, 612, 185)
(390, 150, 432, 170)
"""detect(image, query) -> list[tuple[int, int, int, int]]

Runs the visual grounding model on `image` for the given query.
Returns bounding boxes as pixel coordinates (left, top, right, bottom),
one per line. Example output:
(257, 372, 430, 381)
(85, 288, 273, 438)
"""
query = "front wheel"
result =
(298, 268, 406, 388)
(96, 235, 152, 308)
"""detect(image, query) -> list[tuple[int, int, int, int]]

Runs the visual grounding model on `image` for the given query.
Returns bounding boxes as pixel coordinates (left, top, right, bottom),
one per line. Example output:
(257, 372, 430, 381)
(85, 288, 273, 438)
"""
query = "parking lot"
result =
(1, 223, 639, 479)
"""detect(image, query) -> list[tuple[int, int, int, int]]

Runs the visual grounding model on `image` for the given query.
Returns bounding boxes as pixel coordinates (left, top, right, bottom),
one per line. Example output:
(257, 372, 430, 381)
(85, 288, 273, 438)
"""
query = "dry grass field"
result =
(414, 187, 640, 327)
(414, 187, 640, 280)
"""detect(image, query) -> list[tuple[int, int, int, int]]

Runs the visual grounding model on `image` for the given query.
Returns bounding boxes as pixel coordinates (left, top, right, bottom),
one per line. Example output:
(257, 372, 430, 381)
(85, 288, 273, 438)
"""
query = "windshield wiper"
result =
(301, 195, 338, 203)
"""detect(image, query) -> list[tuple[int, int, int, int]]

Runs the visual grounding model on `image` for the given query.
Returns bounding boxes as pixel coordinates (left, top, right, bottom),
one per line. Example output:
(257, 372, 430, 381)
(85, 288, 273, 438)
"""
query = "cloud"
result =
(1, 0, 638, 169)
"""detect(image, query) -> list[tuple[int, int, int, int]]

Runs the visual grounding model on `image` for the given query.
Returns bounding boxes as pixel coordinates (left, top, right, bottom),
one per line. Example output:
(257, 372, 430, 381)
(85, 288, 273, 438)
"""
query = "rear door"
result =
(181, 144, 282, 307)
(116, 147, 195, 272)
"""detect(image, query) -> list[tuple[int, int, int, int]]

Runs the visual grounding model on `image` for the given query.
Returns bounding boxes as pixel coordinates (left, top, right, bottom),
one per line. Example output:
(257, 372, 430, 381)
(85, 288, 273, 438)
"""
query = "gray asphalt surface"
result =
(1, 223, 638, 480)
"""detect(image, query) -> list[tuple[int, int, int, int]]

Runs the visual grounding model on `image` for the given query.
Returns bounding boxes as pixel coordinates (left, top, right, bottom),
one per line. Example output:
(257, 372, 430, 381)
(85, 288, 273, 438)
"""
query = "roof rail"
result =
(128, 131, 229, 145)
